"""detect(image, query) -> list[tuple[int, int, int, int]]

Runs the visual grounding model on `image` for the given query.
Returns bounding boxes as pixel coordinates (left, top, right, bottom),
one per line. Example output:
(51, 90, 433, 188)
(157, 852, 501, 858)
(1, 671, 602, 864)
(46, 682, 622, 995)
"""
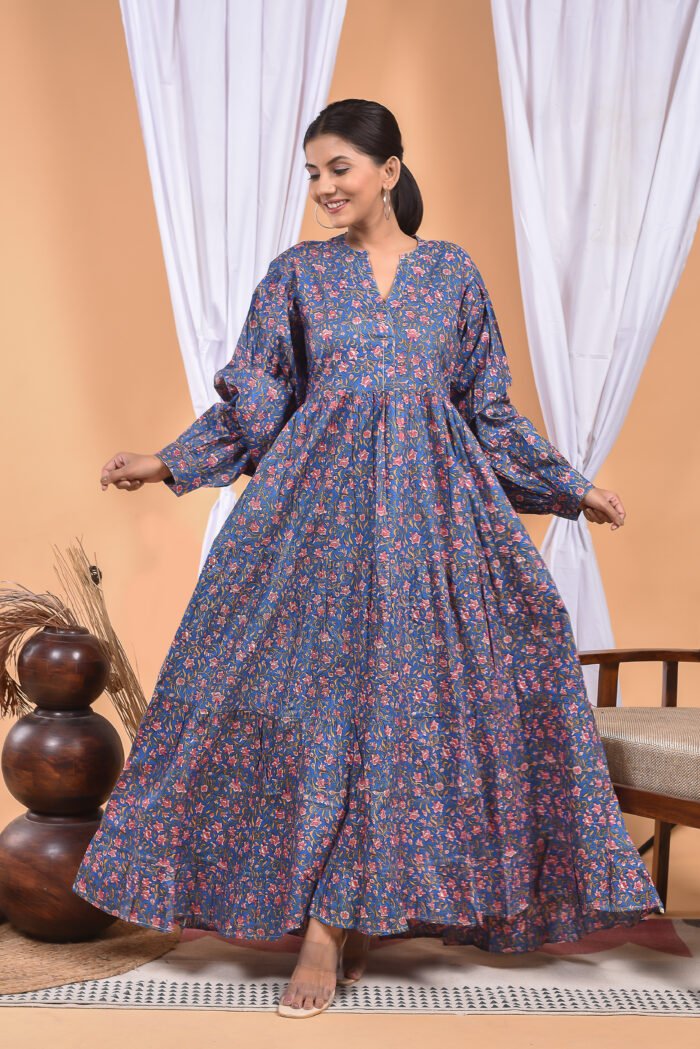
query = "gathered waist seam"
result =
(306, 384, 451, 399)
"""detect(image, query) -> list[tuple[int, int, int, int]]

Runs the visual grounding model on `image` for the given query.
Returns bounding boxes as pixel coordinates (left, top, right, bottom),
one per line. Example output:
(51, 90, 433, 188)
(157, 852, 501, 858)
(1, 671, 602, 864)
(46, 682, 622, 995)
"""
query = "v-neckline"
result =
(334, 233, 425, 306)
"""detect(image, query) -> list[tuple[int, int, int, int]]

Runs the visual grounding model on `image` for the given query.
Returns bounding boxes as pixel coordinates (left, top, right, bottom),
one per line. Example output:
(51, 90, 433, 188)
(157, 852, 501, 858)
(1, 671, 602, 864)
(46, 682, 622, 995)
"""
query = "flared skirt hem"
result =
(72, 851, 664, 955)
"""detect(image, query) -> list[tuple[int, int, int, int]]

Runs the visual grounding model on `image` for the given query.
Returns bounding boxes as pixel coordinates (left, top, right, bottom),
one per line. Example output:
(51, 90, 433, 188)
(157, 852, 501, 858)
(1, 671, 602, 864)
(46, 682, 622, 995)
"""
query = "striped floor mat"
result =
(1, 917, 699, 1014)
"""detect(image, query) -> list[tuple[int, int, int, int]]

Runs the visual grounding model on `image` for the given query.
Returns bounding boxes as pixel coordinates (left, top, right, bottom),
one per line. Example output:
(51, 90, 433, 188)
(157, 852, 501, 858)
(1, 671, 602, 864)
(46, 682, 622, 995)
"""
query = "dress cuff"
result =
(553, 477, 595, 520)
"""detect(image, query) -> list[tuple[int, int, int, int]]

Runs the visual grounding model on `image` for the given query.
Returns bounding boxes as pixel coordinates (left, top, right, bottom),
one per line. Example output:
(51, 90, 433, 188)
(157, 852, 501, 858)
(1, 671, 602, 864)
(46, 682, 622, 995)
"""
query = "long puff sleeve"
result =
(155, 251, 304, 496)
(450, 264, 594, 520)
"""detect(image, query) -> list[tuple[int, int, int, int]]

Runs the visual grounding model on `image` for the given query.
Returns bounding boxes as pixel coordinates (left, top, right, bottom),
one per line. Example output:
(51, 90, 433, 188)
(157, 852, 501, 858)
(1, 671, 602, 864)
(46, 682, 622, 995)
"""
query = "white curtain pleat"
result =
(490, 0, 700, 701)
(119, 0, 347, 572)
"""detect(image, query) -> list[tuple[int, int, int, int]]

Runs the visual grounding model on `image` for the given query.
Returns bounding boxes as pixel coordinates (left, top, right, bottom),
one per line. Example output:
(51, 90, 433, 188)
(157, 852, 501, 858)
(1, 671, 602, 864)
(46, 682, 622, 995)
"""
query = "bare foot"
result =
(280, 917, 345, 1011)
(340, 929, 371, 982)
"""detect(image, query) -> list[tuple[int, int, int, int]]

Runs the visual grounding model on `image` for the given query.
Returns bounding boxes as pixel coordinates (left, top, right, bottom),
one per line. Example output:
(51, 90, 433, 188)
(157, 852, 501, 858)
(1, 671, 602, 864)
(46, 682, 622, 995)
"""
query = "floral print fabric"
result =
(72, 235, 663, 952)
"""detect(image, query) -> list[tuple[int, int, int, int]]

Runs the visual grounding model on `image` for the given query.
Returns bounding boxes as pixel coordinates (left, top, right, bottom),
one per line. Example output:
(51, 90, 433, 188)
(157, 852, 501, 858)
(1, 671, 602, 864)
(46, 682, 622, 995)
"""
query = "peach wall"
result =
(1, 0, 698, 841)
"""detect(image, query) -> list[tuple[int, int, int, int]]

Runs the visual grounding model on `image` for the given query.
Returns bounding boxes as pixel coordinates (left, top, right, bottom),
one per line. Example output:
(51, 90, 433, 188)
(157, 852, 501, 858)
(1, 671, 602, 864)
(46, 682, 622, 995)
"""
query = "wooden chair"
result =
(578, 648, 700, 908)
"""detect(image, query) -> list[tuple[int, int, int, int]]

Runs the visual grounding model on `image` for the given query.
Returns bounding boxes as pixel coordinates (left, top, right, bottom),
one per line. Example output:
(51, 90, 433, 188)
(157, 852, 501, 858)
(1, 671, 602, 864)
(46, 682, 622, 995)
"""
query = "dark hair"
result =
(303, 99, 423, 236)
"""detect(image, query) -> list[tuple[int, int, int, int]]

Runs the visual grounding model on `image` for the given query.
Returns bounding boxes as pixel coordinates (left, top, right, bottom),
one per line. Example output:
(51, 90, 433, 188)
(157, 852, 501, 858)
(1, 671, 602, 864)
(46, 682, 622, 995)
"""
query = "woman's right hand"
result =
(100, 453, 172, 492)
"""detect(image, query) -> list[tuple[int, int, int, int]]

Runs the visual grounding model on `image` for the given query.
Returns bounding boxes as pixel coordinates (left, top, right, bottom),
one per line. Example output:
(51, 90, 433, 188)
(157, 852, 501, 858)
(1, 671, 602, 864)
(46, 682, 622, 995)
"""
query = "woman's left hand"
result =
(579, 487, 626, 530)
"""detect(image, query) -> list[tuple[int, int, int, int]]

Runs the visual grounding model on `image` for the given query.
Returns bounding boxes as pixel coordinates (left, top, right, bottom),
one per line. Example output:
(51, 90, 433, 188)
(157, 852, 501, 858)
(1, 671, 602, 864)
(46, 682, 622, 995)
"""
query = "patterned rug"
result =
(1, 918, 699, 1014)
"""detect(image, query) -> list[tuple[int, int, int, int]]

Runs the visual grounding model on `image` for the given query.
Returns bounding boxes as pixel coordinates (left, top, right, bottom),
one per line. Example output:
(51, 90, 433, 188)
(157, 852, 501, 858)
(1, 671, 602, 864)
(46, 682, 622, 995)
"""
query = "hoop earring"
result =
(314, 202, 339, 229)
(383, 188, 392, 220)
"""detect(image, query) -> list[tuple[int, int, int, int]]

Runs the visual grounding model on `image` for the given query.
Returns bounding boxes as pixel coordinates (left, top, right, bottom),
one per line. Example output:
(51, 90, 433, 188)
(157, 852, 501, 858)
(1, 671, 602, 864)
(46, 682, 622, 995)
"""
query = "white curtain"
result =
(119, 0, 347, 573)
(490, 0, 700, 701)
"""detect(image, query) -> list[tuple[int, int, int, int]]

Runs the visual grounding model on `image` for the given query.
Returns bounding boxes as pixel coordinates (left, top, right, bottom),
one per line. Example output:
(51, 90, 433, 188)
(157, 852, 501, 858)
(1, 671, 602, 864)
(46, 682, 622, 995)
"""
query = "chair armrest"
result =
(577, 648, 700, 707)
(578, 648, 700, 665)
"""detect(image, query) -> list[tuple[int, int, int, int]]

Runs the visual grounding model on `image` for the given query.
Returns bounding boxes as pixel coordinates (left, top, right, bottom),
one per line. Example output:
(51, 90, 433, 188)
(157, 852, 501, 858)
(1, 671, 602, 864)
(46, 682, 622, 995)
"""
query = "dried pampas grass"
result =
(1, 539, 147, 739)
(0, 586, 77, 719)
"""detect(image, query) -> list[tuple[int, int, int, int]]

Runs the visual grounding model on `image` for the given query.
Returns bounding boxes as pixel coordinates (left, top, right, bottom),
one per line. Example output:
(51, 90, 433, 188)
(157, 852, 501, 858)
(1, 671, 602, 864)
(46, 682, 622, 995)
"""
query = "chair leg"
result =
(651, 819, 672, 908)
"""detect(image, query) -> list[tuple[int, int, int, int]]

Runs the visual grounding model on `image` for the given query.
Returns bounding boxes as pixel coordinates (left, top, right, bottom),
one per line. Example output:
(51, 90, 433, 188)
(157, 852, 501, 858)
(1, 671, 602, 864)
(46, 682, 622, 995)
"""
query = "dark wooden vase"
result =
(0, 625, 125, 941)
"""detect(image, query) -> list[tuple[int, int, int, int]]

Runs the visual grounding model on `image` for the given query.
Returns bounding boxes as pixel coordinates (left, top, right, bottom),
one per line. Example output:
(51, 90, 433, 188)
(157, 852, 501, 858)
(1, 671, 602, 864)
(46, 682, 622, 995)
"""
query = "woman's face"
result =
(304, 134, 398, 229)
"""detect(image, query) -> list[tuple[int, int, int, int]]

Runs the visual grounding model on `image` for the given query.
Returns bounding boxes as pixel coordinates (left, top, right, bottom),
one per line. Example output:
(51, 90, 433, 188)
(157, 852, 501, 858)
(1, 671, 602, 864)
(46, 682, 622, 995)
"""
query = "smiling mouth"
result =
(325, 199, 349, 212)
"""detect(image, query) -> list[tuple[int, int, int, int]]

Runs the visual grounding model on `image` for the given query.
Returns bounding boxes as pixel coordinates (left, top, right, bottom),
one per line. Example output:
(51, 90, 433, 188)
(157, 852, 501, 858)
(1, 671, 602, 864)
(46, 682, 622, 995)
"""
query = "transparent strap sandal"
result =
(337, 931, 372, 985)
(277, 930, 348, 1019)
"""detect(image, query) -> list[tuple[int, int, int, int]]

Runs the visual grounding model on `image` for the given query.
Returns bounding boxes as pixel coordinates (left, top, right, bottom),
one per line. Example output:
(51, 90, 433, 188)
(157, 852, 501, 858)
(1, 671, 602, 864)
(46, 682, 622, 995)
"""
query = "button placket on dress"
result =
(343, 242, 412, 731)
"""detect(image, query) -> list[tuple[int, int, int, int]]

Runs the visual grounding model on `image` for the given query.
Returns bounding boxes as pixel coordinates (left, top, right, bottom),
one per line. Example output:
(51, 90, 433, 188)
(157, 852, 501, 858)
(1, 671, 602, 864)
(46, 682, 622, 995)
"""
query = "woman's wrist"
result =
(151, 454, 173, 482)
(578, 481, 596, 509)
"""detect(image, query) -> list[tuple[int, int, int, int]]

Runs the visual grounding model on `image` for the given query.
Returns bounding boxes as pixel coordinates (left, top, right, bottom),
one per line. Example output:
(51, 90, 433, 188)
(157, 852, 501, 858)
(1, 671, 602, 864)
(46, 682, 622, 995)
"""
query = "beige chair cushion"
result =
(592, 706, 700, 802)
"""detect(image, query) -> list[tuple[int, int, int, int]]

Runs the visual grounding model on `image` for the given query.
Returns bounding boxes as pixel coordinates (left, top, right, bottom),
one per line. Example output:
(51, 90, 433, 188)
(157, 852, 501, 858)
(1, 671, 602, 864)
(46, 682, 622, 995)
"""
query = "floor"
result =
(3, 1012, 700, 1049)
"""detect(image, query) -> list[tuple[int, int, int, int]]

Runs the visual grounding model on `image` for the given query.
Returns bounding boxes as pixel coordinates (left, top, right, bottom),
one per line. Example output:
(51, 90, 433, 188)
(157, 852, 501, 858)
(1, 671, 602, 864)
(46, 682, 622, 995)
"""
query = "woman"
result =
(73, 99, 663, 1019)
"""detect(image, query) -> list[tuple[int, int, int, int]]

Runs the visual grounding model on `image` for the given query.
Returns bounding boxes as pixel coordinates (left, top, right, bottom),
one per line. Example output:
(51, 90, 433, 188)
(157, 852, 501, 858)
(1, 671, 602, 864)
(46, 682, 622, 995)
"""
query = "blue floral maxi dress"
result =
(72, 234, 664, 952)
